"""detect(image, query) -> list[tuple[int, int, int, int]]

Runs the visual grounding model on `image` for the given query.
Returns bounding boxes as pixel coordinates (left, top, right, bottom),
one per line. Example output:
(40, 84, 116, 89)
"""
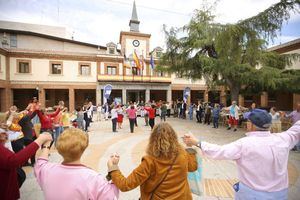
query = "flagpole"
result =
(142, 50, 144, 83)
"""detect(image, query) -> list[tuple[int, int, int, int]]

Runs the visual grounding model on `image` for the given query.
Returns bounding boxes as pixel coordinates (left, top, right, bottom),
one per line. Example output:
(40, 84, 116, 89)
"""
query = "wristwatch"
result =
(41, 145, 51, 149)
(196, 142, 201, 149)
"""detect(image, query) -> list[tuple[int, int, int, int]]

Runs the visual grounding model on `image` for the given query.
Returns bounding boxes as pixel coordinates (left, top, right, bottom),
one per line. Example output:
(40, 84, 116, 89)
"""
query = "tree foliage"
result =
(160, 0, 300, 102)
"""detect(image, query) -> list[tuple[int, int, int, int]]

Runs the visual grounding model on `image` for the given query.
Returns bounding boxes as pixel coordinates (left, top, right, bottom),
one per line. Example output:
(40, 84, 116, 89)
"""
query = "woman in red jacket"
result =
(36, 107, 62, 133)
(0, 128, 52, 200)
(144, 104, 156, 130)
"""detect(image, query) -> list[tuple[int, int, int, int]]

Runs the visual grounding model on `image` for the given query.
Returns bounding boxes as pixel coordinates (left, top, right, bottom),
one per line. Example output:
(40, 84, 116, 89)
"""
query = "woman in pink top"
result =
(34, 128, 119, 200)
(126, 105, 137, 133)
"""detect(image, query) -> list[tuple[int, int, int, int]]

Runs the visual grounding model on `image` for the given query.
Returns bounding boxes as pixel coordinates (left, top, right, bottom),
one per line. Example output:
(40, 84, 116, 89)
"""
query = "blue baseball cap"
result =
(244, 109, 272, 129)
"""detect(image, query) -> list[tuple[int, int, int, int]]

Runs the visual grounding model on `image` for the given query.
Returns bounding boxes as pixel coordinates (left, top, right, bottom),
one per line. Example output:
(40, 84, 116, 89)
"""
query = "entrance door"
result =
(127, 90, 145, 103)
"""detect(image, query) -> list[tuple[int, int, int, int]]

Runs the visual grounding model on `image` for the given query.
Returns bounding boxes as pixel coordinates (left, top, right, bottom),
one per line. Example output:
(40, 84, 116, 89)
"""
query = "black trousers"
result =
(112, 118, 117, 132)
(149, 118, 155, 130)
(11, 138, 24, 153)
(24, 138, 36, 165)
(84, 118, 90, 131)
(167, 109, 171, 117)
(17, 168, 26, 188)
(135, 118, 138, 127)
(204, 114, 211, 125)
(129, 119, 135, 133)
(196, 111, 202, 122)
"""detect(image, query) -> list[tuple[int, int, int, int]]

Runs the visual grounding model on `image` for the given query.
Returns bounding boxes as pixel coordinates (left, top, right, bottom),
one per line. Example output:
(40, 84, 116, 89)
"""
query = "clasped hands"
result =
(107, 153, 120, 169)
(183, 133, 200, 147)
(107, 133, 200, 168)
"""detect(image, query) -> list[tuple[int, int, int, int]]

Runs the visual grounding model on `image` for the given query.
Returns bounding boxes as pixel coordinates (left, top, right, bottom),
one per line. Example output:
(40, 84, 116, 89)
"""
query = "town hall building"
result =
(0, 1, 299, 112)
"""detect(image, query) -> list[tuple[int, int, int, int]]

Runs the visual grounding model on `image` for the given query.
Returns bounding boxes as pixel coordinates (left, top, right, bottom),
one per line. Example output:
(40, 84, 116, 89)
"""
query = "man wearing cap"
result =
(183, 109, 300, 199)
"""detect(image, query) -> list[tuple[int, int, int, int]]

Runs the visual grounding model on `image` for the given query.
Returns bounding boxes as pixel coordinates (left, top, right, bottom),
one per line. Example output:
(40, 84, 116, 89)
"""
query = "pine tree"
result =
(160, 0, 300, 102)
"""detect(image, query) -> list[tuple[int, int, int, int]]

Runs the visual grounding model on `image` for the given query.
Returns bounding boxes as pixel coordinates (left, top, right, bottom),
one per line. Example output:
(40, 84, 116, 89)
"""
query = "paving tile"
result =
(20, 117, 300, 199)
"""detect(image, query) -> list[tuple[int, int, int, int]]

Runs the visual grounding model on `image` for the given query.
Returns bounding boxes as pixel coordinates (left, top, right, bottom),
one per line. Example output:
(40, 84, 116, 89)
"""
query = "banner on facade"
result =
(183, 87, 191, 103)
(103, 84, 113, 103)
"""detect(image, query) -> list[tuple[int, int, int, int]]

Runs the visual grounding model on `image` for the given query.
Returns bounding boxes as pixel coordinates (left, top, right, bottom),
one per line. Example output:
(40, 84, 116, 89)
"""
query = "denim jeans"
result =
(54, 126, 63, 144)
(213, 117, 219, 128)
(161, 113, 166, 121)
(235, 182, 288, 200)
(189, 111, 193, 120)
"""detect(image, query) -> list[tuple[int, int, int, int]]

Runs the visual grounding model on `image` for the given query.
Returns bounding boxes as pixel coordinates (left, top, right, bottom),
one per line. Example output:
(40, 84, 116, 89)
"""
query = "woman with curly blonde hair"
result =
(107, 122, 198, 200)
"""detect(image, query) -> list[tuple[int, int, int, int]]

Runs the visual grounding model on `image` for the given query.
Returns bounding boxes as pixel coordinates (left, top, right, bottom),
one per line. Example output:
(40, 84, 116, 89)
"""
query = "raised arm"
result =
(0, 133, 52, 169)
(109, 156, 152, 192)
(278, 120, 300, 149)
(48, 107, 61, 118)
(200, 140, 242, 160)
(183, 134, 242, 160)
(36, 110, 45, 121)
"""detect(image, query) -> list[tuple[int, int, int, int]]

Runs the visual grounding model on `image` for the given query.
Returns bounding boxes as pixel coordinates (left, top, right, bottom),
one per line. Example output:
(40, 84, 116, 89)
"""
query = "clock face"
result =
(132, 40, 140, 47)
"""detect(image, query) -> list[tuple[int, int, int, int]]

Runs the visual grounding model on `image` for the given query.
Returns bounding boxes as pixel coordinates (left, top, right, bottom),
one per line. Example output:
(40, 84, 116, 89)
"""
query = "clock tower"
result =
(119, 0, 151, 59)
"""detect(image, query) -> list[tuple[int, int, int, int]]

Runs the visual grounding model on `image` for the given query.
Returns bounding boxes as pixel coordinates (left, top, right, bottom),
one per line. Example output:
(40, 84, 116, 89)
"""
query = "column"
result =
(187, 95, 191, 105)
(204, 90, 209, 102)
(122, 89, 126, 104)
(238, 95, 244, 107)
(38, 88, 46, 108)
(146, 88, 150, 103)
(0, 89, 5, 112)
(167, 87, 172, 103)
(220, 87, 227, 106)
(292, 93, 300, 110)
(3, 87, 13, 111)
(96, 85, 102, 105)
(260, 92, 268, 107)
(69, 88, 75, 111)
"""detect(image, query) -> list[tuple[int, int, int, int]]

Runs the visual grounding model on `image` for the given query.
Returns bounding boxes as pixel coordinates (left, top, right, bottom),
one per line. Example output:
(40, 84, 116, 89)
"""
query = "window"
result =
(10, 34, 17, 48)
(132, 67, 141, 75)
(107, 66, 117, 75)
(268, 92, 276, 102)
(109, 47, 115, 54)
(50, 61, 63, 75)
(126, 67, 132, 75)
(156, 51, 162, 58)
(156, 71, 164, 77)
(175, 72, 183, 78)
(17, 60, 31, 73)
(79, 63, 91, 76)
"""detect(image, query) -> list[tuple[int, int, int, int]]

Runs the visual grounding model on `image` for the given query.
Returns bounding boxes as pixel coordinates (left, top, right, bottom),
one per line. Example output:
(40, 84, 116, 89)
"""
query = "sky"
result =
(0, 0, 299, 50)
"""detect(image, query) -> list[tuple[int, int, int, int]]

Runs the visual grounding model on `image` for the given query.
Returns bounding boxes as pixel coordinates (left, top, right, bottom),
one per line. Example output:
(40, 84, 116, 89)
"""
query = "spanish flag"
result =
(133, 50, 141, 69)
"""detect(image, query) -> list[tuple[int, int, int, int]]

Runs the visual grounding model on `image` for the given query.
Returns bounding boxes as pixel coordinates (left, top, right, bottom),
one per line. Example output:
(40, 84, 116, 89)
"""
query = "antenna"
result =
(57, 0, 60, 23)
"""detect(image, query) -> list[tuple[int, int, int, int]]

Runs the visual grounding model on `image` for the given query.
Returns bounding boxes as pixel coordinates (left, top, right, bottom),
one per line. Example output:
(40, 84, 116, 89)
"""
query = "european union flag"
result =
(150, 53, 155, 69)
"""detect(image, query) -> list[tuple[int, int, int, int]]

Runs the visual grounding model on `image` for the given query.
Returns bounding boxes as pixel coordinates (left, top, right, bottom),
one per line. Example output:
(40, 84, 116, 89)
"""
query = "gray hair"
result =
(254, 124, 271, 131)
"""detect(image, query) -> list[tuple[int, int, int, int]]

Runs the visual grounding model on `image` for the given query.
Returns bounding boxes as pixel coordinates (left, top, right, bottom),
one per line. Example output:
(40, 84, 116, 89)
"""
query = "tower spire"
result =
(129, 0, 140, 32)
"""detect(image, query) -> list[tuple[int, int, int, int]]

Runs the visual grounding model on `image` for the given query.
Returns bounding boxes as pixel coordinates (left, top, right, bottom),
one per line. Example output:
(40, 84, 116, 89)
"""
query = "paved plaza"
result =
(20, 117, 300, 200)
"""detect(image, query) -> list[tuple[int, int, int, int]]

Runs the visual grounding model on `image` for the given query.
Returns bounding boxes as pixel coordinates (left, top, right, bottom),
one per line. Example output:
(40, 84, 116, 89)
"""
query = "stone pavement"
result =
(20, 117, 300, 200)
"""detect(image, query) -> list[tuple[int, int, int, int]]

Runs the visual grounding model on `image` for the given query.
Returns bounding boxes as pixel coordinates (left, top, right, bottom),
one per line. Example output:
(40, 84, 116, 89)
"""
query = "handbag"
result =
(187, 153, 203, 196)
(140, 154, 178, 200)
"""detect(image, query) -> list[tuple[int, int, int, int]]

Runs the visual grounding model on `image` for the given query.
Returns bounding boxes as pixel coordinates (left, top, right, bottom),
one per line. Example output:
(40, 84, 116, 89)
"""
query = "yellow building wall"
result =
(10, 57, 97, 83)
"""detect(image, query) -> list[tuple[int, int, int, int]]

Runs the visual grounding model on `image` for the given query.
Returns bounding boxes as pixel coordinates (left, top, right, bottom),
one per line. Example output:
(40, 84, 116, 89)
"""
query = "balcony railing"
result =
(97, 74, 171, 83)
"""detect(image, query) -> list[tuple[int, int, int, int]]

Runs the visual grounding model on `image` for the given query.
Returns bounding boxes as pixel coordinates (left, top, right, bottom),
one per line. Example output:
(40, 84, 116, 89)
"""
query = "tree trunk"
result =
(225, 79, 240, 103)
(230, 85, 240, 103)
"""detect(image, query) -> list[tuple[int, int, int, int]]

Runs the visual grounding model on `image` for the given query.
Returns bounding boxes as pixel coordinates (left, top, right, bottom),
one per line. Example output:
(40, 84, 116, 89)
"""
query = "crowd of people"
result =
(0, 96, 300, 200)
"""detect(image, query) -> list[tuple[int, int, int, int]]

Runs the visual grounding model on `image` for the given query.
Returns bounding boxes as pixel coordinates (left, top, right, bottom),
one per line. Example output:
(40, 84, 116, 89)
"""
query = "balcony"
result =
(97, 74, 171, 83)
